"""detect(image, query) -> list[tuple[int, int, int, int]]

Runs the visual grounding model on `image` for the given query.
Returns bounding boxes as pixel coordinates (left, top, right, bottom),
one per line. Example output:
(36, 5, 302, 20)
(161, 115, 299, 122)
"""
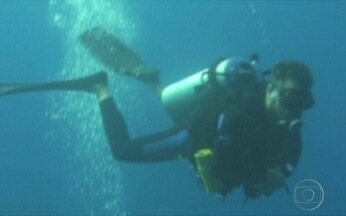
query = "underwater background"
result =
(0, 1, 345, 215)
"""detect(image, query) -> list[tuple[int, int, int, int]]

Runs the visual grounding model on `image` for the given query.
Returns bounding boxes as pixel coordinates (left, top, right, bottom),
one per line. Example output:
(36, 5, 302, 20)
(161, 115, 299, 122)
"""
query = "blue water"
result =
(0, 1, 345, 215)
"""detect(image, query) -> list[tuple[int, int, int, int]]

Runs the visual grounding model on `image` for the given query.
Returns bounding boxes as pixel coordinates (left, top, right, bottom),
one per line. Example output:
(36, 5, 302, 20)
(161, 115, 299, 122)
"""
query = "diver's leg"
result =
(95, 84, 191, 162)
(0, 72, 107, 97)
(95, 84, 133, 159)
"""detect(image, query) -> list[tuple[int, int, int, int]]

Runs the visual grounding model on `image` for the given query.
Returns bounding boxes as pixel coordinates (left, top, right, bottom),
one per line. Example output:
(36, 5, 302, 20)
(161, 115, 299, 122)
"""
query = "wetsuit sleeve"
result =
(99, 97, 192, 162)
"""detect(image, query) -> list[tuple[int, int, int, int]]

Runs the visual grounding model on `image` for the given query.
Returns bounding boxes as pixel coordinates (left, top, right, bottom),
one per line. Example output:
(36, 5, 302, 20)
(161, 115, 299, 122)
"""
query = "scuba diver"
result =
(0, 27, 315, 200)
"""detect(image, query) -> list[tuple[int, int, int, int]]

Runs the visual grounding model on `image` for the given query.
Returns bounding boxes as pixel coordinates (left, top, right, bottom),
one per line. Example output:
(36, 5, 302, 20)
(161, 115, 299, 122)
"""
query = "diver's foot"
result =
(94, 83, 111, 102)
(88, 71, 109, 90)
(88, 72, 111, 101)
(72, 71, 109, 93)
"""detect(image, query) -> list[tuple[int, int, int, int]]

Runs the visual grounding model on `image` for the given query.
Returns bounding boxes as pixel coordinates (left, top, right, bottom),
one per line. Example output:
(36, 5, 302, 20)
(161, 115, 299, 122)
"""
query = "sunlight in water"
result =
(47, 0, 138, 214)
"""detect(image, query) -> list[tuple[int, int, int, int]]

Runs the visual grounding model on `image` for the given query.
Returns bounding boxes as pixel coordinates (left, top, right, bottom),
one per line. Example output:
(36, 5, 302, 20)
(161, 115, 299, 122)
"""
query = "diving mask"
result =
(279, 88, 314, 111)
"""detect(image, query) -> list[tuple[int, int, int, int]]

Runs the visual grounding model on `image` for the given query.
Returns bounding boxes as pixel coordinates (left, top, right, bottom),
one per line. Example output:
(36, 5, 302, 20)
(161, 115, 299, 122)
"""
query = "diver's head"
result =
(265, 60, 314, 121)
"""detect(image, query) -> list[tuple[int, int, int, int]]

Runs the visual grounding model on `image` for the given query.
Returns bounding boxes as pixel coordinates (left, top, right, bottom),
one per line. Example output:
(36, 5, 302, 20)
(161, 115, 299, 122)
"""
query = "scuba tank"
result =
(161, 55, 260, 194)
(161, 57, 256, 124)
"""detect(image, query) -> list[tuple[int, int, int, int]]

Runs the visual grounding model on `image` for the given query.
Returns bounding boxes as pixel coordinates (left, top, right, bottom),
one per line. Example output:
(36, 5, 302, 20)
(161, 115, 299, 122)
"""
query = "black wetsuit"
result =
(99, 98, 193, 162)
(212, 108, 302, 196)
(98, 88, 302, 196)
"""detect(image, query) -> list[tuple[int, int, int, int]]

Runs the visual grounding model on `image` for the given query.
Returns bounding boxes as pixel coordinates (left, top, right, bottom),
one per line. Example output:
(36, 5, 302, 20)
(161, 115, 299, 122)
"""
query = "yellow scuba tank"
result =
(194, 148, 223, 193)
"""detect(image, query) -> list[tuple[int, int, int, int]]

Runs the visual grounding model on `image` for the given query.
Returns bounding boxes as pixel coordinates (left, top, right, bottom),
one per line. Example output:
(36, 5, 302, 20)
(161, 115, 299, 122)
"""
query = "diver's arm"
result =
(243, 123, 303, 198)
(98, 94, 191, 163)
(257, 128, 303, 196)
(264, 122, 303, 177)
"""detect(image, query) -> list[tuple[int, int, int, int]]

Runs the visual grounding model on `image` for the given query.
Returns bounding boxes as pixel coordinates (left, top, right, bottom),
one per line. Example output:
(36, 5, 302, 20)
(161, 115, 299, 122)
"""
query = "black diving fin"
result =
(0, 72, 107, 97)
(79, 27, 160, 86)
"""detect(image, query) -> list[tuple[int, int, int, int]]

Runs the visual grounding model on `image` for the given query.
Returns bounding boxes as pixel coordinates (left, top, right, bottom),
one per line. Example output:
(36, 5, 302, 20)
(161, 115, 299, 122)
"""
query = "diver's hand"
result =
(245, 167, 287, 198)
(261, 167, 287, 195)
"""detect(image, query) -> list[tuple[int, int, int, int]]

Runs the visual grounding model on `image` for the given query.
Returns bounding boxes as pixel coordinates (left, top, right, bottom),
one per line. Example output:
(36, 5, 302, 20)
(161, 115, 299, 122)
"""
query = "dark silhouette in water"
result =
(0, 27, 315, 200)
